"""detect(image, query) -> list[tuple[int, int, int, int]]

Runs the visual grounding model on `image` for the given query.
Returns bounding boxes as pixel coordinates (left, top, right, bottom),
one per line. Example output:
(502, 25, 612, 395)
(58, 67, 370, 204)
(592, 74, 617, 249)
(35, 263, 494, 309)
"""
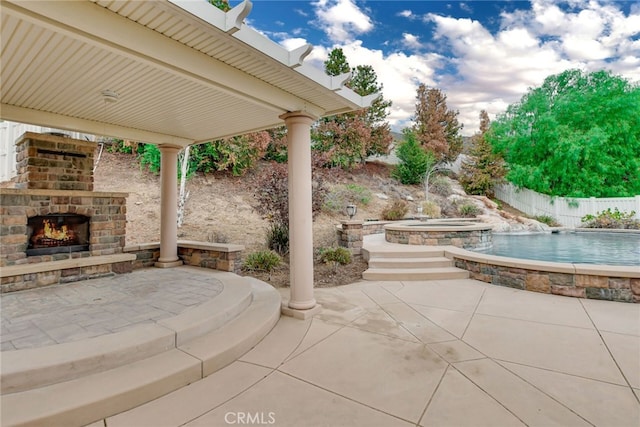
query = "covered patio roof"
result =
(1, 0, 375, 146)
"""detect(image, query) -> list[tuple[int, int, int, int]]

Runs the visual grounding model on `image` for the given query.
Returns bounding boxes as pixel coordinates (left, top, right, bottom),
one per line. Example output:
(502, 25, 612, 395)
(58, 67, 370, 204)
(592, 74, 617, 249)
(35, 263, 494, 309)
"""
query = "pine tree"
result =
(413, 84, 463, 163)
(392, 130, 435, 185)
(312, 49, 392, 168)
(459, 110, 506, 197)
(324, 48, 350, 76)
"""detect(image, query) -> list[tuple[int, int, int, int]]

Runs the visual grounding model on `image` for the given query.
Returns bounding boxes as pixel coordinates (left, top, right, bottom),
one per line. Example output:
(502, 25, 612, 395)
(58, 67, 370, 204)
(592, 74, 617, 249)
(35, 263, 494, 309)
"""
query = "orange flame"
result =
(42, 219, 72, 240)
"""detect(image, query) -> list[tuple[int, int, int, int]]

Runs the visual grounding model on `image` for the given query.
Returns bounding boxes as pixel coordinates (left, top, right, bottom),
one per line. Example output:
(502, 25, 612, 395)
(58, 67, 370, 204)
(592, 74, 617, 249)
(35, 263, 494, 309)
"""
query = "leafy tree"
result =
(459, 110, 506, 197)
(489, 69, 640, 197)
(263, 126, 288, 163)
(312, 49, 393, 168)
(413, 84, 463, 163)
(138, 131, 269, 177)
(392, 130, 435, 185)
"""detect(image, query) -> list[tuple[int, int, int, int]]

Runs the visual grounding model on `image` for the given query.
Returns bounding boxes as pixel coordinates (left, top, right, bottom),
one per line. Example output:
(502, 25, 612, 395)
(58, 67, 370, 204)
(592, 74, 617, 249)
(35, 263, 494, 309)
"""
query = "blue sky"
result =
(236, 0, 640, 135)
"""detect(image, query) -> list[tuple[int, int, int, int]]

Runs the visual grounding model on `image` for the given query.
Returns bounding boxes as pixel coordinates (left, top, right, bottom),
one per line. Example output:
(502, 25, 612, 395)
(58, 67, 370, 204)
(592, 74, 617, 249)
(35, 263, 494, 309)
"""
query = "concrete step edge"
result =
(0, 349, 202, 427)
(362, 267, 469, 281)
(178, 278, 281, 377)
(1, 274, 254, 395)
(0, 280, 281, 427)
(362, 248, 447, 259)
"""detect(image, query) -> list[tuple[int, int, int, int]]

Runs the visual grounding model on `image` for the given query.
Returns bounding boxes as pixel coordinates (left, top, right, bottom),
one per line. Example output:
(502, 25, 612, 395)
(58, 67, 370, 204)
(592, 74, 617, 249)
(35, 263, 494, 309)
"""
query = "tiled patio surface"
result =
(105, 277, 639, 427)
(1, 268, 224, 351)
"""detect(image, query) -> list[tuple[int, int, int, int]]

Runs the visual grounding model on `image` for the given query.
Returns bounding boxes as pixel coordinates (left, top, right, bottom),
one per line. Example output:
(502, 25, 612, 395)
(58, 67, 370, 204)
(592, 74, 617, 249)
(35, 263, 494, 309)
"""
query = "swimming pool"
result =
(477, 231, 640, 266)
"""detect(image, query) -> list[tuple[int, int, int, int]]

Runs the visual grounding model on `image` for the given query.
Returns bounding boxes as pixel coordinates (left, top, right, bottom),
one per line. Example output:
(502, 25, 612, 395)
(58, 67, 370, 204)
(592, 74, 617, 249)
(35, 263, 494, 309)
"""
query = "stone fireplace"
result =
(1, 132, 134, 292)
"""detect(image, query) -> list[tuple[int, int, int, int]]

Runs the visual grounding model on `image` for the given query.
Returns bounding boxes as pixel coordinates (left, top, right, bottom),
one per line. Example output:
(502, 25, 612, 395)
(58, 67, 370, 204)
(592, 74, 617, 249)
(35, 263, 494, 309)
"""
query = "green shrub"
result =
(319, 247, 352, 272)
(458, 202, 482, 218)
(139, 144, 162, 174)
(581, 208, 640, 229)
(266, 222, 289, 255)
(392, 131, 435, 185)
(381, 200, 409, 220)
(323, 183, 372, 213)
(534, 215, 561, 227)
(243, 250, 281, 272)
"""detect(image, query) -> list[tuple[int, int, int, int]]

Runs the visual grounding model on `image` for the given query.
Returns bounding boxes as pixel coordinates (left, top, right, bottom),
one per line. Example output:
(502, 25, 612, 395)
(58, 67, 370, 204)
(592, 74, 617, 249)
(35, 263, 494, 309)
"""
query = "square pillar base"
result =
(281, 302, 322, 320)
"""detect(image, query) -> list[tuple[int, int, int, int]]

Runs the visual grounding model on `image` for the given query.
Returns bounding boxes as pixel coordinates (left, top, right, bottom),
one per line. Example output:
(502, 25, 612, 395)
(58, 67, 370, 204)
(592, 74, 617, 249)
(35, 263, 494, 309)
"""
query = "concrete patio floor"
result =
(2, 257, 639, 426)
(103, 276, 639, 426)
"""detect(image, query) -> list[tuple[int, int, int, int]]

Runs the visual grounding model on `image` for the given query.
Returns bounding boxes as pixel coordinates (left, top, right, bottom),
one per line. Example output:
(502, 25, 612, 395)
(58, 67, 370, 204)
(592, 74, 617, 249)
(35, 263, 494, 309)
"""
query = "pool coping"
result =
(444, 246, 640, 278)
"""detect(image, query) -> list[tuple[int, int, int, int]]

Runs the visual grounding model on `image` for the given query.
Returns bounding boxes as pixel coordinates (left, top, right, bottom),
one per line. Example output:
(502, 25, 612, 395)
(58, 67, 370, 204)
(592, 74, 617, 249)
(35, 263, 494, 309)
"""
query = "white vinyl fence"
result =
(0, 121, 95, 182)
(494, 183, 640, 228)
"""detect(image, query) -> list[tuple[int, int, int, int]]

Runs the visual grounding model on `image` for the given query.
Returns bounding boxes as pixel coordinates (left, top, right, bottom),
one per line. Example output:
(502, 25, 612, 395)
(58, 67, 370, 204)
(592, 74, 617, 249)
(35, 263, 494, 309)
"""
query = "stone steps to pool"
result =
(362, 246, 469, 281)
(368, 257, 453, 269)
(0, 275, 281, 427)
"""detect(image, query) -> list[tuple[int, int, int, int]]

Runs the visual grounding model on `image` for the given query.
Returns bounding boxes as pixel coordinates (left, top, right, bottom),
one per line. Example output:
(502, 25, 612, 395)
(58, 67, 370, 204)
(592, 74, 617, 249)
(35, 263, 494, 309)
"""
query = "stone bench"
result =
(0, 254, 136, 293)
(124, 240, 244, 273)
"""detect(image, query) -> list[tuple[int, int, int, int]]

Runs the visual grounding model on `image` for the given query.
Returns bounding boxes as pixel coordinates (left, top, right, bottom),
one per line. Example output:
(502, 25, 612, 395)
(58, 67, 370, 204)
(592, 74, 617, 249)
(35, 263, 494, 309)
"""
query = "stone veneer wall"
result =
(448, 251, 640, 303)
(124, 241, 244, 274)
(337, 221, 391, 255)
(386, 227, 492, 250)
(15, 132, 95, 191)
(1, 255, 134, 293)
(0, 189, 127, 267)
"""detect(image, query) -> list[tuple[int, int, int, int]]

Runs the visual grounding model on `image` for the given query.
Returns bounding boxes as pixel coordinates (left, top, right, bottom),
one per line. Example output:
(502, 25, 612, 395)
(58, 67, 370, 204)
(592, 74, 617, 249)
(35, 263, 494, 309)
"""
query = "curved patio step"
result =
(0, 277, 281, 427)
(0, 271, 254, 395)
(363, 267, 469, 281)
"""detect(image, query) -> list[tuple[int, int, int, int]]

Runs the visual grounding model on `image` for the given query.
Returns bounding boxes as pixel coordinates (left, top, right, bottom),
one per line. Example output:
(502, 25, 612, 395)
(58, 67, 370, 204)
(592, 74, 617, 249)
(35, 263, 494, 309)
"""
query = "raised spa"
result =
(385, 219, 492, 250)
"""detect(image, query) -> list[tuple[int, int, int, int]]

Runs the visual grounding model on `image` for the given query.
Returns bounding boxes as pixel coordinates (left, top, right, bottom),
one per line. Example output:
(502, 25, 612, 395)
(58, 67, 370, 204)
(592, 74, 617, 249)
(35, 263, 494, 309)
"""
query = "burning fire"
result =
(32, 219, 77, 245)
(42, 219, 72, 240)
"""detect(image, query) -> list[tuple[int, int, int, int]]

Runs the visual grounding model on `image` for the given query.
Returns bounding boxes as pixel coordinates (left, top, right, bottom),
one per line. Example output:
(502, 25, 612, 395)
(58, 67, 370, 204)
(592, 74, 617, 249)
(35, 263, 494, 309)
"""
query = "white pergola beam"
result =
(1, 104, 193, 146)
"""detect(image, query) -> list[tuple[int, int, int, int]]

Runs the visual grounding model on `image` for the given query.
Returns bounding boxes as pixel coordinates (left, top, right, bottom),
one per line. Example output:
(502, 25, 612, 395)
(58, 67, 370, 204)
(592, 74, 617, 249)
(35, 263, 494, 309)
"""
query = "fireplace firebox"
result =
(27, 214, 90, 256)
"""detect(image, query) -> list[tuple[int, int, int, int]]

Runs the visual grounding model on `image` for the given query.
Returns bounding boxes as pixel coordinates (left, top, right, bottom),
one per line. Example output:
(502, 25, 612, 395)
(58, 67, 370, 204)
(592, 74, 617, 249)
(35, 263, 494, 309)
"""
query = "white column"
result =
(280, 112, 320, 318)
(155, 144, 183, 268)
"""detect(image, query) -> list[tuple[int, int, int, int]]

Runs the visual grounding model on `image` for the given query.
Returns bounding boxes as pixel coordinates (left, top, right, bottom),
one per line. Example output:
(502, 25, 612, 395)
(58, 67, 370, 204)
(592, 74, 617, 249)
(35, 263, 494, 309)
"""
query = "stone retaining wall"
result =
(124, 241, 244, 274)
(446, 248, 640, 303)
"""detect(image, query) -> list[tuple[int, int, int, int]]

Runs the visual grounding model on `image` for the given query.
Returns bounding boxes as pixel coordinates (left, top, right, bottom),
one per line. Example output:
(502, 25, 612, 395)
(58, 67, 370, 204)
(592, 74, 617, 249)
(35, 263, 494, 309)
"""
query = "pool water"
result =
(477, 232, 640, 266)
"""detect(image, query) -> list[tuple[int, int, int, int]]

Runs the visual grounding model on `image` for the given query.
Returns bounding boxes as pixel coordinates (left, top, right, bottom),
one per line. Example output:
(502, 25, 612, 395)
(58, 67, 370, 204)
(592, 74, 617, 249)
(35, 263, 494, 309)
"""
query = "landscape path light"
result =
(346, 203, 357, 220)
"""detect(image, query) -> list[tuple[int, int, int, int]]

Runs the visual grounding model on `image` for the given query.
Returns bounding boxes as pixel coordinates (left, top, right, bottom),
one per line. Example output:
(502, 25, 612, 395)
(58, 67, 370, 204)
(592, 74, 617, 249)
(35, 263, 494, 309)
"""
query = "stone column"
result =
(280, 112, 321, 319)
(338, 220, 364, 255)
(155, 144, 183, 268)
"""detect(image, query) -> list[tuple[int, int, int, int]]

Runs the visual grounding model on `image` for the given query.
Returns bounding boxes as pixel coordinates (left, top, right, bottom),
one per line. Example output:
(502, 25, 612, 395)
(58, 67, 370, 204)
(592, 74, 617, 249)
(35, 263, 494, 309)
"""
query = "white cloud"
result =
(459, 3, 473, 14)
(312, 0, 373, 43)
(423, 1, 640, 133)
(273, 0, 640, 135)
(338, 42, 442, 127)
(401, 33, 423, 50)
(398, 10, 414, 19)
